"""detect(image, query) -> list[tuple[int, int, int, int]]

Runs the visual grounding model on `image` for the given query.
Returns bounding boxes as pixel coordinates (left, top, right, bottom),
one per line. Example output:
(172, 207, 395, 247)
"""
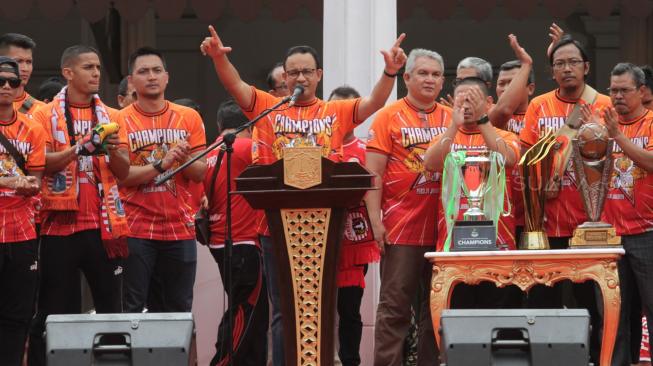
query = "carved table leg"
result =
(430, 264, 464, 348)
(592, 262, 621, 366)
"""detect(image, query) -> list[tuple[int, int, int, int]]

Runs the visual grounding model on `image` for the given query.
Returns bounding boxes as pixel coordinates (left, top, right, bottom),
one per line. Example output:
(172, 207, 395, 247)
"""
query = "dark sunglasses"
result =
(0, 77, 21, 88)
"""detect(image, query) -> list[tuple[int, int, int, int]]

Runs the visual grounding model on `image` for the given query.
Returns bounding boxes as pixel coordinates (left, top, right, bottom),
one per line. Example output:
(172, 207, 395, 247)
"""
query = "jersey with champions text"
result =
(520, 89, 612, 237)
(243, 86, 362, 165)
(0, 111, 45, 243)
(602, 109, 653, 235)
(117, 101, 206, 241)
(504, 113, 525, 227)
(205, 137, 259, 248)
(432, 127, 521, 251)
(366, 98, 451, 247)
(34, 102, 123, 236)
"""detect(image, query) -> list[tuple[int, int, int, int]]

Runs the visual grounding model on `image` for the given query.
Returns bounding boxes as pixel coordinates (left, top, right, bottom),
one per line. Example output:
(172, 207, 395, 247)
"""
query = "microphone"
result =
(287, 85, 305, 107)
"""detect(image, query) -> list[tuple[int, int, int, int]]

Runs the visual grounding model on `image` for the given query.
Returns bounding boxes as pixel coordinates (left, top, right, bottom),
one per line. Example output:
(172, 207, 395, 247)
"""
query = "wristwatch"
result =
(153, 159, 166, 173)
(476, 114, 490, 125)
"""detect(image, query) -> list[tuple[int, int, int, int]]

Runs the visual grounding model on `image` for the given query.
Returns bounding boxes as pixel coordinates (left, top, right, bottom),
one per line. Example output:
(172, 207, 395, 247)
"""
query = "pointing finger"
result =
(393, 33, 406, 48)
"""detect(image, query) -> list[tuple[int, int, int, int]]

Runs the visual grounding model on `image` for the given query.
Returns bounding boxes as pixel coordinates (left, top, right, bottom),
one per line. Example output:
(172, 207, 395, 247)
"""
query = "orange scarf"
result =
(41, 87, 129, 258)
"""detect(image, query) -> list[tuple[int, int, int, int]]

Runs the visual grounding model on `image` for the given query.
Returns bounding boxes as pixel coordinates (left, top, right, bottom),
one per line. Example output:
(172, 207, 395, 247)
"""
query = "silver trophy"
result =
(460, 153, 492, 221)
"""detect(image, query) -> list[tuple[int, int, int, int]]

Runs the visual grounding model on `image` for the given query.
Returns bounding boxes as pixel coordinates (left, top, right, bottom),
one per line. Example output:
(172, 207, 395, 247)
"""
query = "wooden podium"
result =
(235, 147, 373, 366)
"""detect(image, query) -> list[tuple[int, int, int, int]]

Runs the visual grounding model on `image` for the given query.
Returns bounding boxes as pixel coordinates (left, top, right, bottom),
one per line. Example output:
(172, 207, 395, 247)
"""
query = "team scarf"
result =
(41, 86, 129, 258)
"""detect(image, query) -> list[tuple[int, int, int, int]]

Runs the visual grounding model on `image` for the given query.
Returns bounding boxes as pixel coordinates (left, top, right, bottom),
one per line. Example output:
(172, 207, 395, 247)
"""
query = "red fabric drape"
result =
(462, 0, 497, 22)
(190, 0, 226, 22)
(304, 0, 322, 20)
(503, 0, 538, 19)
(423, 0, 458, 20)
(229, 0, 262, 22)
(542, 0, 579, 19)
(270, 0, 302, 22)
(154, 0, 187, 21)
(114, 0, 151, 23)
(37, 0, 73, 20)
(77, 0, 111, 23)
(0, 0, 34, 20)
(583, 0, 616, 19)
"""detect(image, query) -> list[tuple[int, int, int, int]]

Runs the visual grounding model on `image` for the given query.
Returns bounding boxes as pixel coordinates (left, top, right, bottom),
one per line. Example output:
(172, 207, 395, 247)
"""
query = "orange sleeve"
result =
(106, 107, 128, 148)
(185, 108, 207, 153)
(499, 129, 521, 162)
(365, 108, 392, 155)
(26, 122, 46, 171)
(330, 98, 362, 134)
(520, 99, 539, 147)
(31, 105, 53, 150)
(242, 86, 279, 120)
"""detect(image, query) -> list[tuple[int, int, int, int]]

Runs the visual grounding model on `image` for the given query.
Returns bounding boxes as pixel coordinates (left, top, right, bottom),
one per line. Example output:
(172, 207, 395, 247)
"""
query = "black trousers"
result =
(337, 265, 368, 366)
(0, 240, 38, 366)
(210, 244, 268, 366)
(28, 229, 123, 366)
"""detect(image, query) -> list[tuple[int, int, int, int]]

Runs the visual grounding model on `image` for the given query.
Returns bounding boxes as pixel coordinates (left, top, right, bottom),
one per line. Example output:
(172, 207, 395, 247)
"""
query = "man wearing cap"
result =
(0, 56, 46, 365)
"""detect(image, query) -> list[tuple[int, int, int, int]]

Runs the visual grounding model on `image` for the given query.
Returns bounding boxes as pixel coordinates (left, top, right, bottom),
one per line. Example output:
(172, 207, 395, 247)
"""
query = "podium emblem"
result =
(283, 146, 323, 189)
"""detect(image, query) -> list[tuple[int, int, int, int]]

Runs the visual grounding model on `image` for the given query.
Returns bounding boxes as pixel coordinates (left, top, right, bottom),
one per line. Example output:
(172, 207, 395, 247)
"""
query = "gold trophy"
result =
(569, 123, 621, 247)
(518, 130, 556, 250)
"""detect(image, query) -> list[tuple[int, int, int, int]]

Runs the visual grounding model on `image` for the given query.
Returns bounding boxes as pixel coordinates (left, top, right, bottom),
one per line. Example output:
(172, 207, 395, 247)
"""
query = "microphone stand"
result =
(154, 94, 293, 366)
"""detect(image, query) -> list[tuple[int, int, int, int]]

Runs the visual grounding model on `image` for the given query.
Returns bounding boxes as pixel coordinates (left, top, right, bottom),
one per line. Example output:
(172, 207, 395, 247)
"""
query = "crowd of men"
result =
(0, 20, 651, 366)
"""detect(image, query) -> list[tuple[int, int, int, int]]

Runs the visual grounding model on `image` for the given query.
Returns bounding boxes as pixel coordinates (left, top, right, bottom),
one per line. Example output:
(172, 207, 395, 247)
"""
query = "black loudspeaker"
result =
(440, 309, 590, 366)
(46, 313, 194, 366)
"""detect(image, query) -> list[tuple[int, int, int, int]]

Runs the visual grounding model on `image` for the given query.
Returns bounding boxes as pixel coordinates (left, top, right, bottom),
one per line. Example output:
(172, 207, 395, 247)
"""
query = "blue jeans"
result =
(260, 235, 284, 366)
(123, 238, 197, 312)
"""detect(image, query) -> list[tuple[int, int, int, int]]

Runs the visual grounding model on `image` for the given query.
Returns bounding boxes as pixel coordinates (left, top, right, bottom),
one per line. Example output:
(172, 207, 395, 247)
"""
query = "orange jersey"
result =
(433, 127, 521, 251)
(34, 102, 122, 236)
(118, 101, 206, 241)
(602, 110, 653, 235)
(367, 98, 451, 247)
(0, 112, 46, 243)
(520, 89, 613, 237)
(14, 92, 45, 118)
(244, 87, 361, 164)
(504, 113, 525, 226)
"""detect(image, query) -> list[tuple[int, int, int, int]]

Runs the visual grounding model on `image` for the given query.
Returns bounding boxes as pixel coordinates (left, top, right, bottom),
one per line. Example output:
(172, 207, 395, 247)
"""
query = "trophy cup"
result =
(442, 150, 505, 251)
(518, 130, 556, 250)
(569, 123, 621, 247)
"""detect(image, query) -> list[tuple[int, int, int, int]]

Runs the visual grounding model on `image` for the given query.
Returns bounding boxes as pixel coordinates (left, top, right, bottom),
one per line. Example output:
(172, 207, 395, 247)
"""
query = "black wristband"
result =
(383, 70, 398, 78)
(476, 114, 490, 125)
(153, 159, 166, 173)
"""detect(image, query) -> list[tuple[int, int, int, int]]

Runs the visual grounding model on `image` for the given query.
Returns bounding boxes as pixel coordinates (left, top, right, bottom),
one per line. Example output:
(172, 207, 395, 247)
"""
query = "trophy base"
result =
(570, 222, 621, 247)
(451, 221, 497, 252)
(519, 231, 550, 250)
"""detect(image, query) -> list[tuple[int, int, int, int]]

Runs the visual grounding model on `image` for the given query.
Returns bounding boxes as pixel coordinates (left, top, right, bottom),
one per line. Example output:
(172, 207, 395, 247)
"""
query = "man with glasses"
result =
(0, 56, 45, 366)
(519, 35, 612, 364)
(595, 63, 653, 366)
(201, 25, 406, 365)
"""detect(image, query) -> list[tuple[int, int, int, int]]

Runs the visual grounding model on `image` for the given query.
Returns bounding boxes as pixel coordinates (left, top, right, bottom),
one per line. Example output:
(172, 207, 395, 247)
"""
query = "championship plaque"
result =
(569, 123, 621, 247)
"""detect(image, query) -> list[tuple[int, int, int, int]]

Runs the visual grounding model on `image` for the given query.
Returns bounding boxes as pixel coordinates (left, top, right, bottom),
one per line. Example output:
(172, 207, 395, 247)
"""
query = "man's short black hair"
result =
(329, 85, 360, 100)
(60, 45, 99, 68)
(641, 65, 653, 91)
(0, 33, 36, 53)
(549, 35, 588, 65)
(216, 99, 248, 134)
(283, 45, 321, 70)
(37, 77, 65, 102)
(499, 60, 535, 84)
(118, 76, 129, 96)
(174, 98, 201, 114)
(454, 76, 490, 97)
(128, 46, 167, 75)
(266, 62, 284, 90)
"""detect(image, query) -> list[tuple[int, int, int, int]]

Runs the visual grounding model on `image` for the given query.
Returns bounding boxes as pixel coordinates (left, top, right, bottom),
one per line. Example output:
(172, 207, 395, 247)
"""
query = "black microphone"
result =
(287, 85, 304, 107)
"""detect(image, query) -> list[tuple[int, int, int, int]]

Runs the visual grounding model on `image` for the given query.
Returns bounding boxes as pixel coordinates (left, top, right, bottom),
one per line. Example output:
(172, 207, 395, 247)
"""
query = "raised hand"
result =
(200, 25, 232, 59)
(509, 34, 532, 66)
(603, 107, 621, 137)
(440, 94, 454, 108)
(579, 103, 603, 126)
(452, 92, 466, 127)
(466, 86, 487, 120)
(380, 33, 407, 75)
(546, 23, 564, 57)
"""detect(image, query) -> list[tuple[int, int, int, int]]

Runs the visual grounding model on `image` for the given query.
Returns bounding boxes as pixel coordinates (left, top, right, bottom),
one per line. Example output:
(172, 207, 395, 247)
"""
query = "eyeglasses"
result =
(286, 68, 317, 79)
(552, 59, 585, 70)
(0, 77, 21, 88)
(607, 87, 638, 96)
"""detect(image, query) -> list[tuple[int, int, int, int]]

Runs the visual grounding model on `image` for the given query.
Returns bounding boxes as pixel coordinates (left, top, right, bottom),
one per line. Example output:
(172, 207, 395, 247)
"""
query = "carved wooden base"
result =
(426, 249, 624, 366)
(570, 225, 621, 247)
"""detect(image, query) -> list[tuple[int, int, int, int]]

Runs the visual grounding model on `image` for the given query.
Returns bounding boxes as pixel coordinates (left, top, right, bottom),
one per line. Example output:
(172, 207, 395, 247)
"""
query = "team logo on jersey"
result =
(272, 115, 335, 159)
(610, 156, 645, 205)
(0, 154, 21, 177)
(344, 206, 373, 243)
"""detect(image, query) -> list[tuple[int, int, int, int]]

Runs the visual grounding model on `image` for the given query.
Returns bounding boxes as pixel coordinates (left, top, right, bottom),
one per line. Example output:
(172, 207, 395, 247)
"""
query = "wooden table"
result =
(425, 248, 625, 366)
